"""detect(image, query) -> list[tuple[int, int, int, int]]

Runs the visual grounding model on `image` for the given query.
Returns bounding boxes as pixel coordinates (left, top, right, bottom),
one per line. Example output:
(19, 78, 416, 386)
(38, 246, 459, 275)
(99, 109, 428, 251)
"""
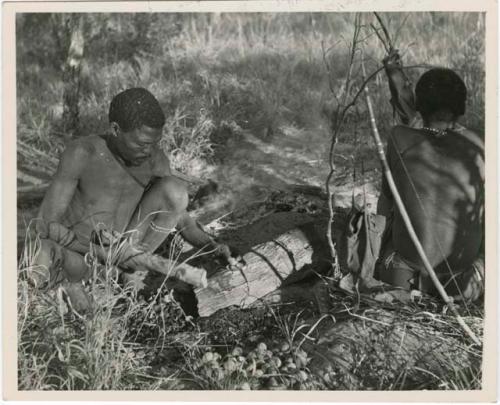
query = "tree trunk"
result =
(62, 15, 84, 139)
(194, 212, 331, 317)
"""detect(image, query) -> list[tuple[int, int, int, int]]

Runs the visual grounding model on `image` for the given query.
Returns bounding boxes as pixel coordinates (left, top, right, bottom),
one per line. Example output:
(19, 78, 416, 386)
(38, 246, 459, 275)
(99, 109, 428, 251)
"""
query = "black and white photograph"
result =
(6, 1, 497, 400)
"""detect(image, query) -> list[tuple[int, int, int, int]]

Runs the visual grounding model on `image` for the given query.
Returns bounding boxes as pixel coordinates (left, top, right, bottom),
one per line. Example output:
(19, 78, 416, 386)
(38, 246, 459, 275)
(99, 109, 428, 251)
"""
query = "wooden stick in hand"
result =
(91, 229, 208, 289)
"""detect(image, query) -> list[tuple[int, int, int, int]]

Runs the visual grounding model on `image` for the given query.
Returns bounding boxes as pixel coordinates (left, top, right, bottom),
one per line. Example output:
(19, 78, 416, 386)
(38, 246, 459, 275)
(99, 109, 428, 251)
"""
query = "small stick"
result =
(373, 12, 394, 50)
(170, 168, 205, 185)
(360, 57, 481, 346)
(370, 23, 390, 54)
(92, 229, 207, 289)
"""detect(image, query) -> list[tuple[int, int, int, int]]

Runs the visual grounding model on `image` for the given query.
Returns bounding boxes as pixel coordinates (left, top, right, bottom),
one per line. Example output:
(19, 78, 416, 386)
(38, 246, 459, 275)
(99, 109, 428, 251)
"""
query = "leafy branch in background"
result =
(322, 14, 361, 278)
(322, 14, 386, 279)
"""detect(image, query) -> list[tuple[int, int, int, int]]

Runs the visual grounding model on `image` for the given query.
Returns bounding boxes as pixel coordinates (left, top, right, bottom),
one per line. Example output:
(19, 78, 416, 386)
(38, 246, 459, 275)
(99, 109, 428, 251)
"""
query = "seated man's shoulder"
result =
(391, 124, 424, 137)
(389, 125, 425, 152)
(453, 125, 484, 151)
(57, 137, 106, 176)
(64, 136, 100, 158)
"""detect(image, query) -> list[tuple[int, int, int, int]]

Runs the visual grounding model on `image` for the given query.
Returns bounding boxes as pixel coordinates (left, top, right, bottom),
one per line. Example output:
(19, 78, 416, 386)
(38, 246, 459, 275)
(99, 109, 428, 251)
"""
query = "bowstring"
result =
(389, 131, 472, 316)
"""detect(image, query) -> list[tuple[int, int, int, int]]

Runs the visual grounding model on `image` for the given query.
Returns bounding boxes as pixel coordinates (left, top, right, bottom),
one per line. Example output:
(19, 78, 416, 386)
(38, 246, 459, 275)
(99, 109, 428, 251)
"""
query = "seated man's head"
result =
(415, 68, 467, 125)
(109, 87, 166, 166)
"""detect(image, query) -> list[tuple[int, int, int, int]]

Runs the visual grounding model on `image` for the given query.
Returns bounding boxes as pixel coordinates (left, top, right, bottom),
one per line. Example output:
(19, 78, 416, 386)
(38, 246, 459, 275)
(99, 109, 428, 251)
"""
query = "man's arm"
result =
(177, 213, 239, 262)
(378, 49, 416, 212)
(383, 49, 417, 126)
(37, 141, 91, 245)
(150, 150, 239, 262)
(177, 213, 216, 248)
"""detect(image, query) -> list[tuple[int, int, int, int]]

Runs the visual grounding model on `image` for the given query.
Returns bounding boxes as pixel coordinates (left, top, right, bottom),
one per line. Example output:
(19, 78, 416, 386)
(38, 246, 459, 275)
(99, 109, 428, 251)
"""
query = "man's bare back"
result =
(382, 126, 484, 275)
(375, 53, 484, 300)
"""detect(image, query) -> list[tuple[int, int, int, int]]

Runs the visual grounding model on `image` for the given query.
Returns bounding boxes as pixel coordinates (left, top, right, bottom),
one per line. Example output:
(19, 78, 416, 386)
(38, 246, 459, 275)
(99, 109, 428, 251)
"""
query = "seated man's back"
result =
(373, 59, 485, 301)
(386, 126, 484, 278)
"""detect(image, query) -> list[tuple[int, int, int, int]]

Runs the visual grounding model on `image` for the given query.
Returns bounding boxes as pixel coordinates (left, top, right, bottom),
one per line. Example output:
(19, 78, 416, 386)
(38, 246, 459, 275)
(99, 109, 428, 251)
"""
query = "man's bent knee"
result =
(447, 258, 485, 303)
(153, 176, 189, 213)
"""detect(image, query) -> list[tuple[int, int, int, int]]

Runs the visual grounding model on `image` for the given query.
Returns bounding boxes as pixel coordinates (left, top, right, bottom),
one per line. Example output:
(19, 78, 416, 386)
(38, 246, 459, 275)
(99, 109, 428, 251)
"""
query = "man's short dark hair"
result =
(415, 68, 467, 120)
(109, 87, 166, 132)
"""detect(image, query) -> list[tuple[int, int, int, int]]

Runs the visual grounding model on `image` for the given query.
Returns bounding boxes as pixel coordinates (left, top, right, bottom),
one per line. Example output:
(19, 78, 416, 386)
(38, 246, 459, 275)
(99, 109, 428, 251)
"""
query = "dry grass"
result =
(17, 227, 196, 390)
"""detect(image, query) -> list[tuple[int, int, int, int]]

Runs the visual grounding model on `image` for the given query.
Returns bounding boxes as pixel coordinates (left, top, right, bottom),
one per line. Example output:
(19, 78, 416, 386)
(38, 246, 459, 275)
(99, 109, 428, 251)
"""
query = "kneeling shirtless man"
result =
(31, 88, 233, 310)
(376, 52, 484, 302)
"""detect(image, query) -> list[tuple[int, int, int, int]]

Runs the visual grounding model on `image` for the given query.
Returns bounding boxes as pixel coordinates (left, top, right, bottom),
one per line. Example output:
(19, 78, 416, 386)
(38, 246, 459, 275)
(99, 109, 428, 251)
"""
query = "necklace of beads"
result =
(421, 127, 448, 138)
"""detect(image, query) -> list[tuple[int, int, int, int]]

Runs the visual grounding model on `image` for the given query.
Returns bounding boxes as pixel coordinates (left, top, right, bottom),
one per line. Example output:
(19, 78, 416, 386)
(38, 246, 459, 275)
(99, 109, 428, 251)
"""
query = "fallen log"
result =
(17, 165, 52, 205)
(194, 212, 331, 317)
(17, 183, 49, 205)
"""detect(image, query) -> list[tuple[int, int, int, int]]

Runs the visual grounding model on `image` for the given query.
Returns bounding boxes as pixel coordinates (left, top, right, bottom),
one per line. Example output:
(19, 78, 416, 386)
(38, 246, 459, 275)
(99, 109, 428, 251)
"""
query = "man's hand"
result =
(38, 221, 77, 247)
(382, 48, 403, 71)
(90, 228, 148, 268)
(213, 243, 244, 268)
(381, 48, 417, 125)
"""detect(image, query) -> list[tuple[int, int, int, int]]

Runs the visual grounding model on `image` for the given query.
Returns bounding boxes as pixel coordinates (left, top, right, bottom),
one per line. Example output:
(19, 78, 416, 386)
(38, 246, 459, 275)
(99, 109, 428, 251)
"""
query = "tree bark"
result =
(194, 212, 331, 317)
(62, 15, 84, 139)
